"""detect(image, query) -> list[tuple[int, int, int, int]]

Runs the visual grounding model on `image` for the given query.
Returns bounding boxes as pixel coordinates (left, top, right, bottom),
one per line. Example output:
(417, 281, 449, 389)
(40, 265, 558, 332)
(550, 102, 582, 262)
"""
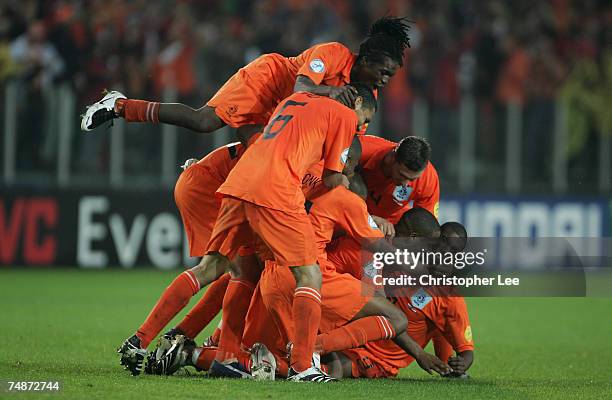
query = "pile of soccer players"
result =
(82, 16, 474, 383)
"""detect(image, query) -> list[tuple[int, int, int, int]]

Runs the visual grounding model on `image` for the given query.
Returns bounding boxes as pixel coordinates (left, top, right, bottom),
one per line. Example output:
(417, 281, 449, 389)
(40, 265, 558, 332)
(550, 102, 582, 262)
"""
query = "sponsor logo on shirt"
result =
(309, 58, 325, 73)
(392, 185, 412, 203)
(341, 148, 349, 164)
(410, 288, 432, 310)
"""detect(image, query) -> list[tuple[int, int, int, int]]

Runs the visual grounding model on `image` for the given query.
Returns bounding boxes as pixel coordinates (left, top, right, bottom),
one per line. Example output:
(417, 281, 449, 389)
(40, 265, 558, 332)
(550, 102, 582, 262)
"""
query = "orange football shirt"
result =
(218, 92, 357, 213)
(359, 135, 440, 224)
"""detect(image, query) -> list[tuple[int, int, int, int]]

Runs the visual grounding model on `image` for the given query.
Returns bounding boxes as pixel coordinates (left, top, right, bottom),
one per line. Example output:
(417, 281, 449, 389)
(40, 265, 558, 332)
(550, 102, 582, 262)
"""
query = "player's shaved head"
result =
(348, 172, 368, 200)
(440, 222, 468, 252)
(395, 207, 440, 238)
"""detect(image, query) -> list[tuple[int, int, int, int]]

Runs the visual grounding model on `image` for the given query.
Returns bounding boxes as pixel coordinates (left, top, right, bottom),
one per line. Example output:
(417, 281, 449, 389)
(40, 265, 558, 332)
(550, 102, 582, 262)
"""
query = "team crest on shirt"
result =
(341, 148, 349, 164)
(367, 215, 380, 230)
(363, 260, 377, 279)
(410, 288, 432, 310)
(309, 58, 325, 73)
(392, 185, 412, 203)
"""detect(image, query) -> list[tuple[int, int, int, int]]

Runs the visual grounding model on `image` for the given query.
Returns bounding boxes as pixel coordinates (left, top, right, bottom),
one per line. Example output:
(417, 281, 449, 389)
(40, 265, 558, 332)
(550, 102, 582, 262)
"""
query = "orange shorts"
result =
(206, 54, 289, 128)
(341, 347, 396, 378)
(174, 164, 221, 257)
(207, 197, 318, 267)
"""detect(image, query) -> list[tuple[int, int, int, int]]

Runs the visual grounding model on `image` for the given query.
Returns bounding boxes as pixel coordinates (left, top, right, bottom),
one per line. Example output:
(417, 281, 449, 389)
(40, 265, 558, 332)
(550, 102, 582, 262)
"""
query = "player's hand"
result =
(371, 216, 395, 240)
(323, 172, 350, 189)
(328, 85, 358, 108)
(181, 158, 198, 170)
(447, 356, 467, 375)
(415, 352, 452, 376)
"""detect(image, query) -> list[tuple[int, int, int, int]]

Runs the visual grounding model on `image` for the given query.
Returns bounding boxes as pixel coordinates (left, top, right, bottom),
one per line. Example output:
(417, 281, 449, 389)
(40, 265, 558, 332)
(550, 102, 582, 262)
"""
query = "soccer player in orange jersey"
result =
(196, 85, 377, 382)
(81, 17, 410, 142)
(117, 141, 262, 375)
(325, 218, 475, 379)
(358, 135, 440, 238)
(241, 171, 450, 379)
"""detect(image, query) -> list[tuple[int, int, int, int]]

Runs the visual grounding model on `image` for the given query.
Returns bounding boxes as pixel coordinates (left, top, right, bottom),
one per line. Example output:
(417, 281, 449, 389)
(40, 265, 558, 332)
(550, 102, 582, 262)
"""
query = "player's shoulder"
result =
(359, 134, 397, 149)
(418, 161, 440, 185)
(308, 41, 351, 55)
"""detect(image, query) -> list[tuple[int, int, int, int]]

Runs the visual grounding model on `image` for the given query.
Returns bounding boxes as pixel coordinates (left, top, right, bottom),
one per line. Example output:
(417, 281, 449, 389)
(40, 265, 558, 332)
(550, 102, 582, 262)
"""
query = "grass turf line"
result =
(0, 269, 611, 399)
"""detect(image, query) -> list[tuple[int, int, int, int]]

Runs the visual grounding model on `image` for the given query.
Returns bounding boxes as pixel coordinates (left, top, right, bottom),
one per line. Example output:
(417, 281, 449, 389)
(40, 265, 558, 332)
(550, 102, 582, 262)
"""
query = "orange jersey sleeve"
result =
(217, 92, 357, 213)
(309, 187, 384, 255)
(293, 42, 356, 86)
(404, 287, 474, 353)
(432, 296, 474, 353)
(359, 135, 441, 223)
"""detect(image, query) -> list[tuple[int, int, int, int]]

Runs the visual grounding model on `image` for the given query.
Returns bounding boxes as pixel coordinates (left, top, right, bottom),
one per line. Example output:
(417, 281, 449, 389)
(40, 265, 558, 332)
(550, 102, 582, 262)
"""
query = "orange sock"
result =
(115, 98, 160, 123)
(176, 274, 230, 338)
(315, 316, 395, 354)
(136, 270, 200, 348)
(194, 346, 217, 371)
(291, 287, 322, 372)
(215, 279, 255, 361)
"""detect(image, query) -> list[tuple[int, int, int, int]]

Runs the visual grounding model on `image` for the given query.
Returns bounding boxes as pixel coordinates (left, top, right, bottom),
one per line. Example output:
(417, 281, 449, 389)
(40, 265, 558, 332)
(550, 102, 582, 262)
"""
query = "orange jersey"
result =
(174, 142, 246, 256)
(327, 236, 367, 279)
(359, 135, 440, 224)
(286, 42, 356, 89)
(206, 42, 357, 128)
(218, 92, 357, 213)
(301, 161, 324, 201)
(363, 287, 474, 375)
(196, 142, 245, 187)
(308, 186, 384, 264)
(328, 238, 473, 374)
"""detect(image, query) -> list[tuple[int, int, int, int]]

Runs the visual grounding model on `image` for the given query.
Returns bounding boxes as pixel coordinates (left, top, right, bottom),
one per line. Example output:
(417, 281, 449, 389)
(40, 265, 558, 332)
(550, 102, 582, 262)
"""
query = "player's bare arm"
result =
(371, 215, 395, 239)
(294, 76, 358, 107)
(447, 350, 474, 376)
(393, 331, 452, 375)
(322, 169, 350, 189)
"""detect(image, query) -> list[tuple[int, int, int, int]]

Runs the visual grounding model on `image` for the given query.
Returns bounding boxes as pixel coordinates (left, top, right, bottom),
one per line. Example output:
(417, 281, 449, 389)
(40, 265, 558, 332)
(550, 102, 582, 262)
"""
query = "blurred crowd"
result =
(0, 0, 610, 192)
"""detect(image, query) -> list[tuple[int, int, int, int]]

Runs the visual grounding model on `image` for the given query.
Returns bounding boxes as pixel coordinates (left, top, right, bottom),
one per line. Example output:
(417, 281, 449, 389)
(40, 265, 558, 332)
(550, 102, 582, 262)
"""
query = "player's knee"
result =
(195, 106, 223, 132)
(291, 264, 322, 289)
(191, 254, 229, 285)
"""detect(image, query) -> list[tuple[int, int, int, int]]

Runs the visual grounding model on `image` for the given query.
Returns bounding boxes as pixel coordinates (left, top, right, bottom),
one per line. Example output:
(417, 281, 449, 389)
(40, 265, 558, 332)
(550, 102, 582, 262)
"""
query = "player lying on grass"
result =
(81, 17, 410, 143)
(322, 218, 475, 379)
(153, 174, 450, 379)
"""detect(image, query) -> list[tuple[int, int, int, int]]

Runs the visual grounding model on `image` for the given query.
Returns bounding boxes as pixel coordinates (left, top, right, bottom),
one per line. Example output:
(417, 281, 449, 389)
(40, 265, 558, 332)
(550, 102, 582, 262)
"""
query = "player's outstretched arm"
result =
(294, 76, 358, 107)
(393, 332, 452, 376)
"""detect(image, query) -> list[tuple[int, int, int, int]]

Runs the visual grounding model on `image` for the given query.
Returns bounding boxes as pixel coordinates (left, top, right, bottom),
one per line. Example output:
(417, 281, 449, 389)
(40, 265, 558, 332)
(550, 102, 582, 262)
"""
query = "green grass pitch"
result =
(1, 269, 611, 399)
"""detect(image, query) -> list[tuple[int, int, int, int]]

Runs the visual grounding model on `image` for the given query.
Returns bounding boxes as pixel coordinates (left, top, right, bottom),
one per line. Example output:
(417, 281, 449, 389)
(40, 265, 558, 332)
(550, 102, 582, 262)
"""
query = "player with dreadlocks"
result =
(81, 16, 410, 143)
